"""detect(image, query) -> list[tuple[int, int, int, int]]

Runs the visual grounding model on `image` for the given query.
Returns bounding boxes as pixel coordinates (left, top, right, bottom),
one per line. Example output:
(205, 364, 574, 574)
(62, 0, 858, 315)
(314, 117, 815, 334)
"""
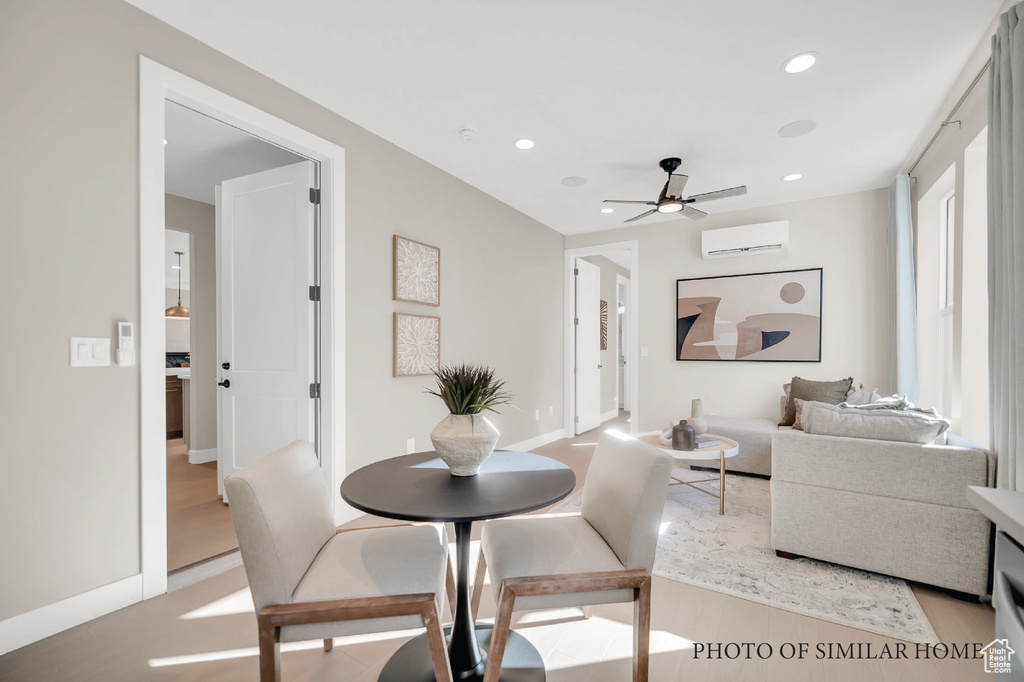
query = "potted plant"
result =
(426, 364, 513, 476)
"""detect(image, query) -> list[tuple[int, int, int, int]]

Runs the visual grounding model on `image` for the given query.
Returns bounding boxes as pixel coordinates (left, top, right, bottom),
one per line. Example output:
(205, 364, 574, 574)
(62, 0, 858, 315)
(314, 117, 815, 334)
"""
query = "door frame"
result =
(139, 57, 348, 599)
(563, 241, 639, 437)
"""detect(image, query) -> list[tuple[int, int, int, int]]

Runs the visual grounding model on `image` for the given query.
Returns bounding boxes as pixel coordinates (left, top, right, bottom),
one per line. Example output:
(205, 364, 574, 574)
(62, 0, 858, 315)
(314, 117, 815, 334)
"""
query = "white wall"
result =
(0, 0, 564, 626)
(566, 189, 891, 431)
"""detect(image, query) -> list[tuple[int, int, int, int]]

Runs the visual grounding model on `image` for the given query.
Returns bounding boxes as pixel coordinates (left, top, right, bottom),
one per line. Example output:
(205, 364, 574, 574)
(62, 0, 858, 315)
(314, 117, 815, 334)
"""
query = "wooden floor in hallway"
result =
(0, 415, 994, 681)
(167, 438, 238, 572)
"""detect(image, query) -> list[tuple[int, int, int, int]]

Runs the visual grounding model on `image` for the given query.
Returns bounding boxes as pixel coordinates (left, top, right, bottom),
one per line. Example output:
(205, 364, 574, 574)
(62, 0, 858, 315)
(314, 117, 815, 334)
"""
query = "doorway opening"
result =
(162, 102, 311, 574)
(563, 241, 639, 438)
(140, 57, 348, 599)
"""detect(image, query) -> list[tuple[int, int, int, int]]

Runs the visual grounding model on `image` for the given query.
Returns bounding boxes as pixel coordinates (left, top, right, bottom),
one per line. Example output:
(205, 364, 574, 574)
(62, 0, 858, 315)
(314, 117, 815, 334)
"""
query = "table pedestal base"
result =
(379, 624, 545, 682)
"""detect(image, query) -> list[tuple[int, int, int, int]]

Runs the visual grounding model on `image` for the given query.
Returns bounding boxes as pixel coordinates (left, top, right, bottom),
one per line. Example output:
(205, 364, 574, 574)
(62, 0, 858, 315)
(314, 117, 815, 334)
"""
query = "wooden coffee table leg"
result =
(719, 452, 725, 515)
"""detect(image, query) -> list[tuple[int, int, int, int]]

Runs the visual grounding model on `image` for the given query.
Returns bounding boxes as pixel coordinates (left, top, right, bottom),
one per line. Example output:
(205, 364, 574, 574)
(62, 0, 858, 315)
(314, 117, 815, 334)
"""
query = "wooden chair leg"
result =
(323, 638, 333, 652)
(257, 618, 281, 682)
(632, 576, 651, 682)
(482, 583, 516, 682)
(445, 557, 457, 620)
(423, 602, 454, 682)
(582, 605, 594, 619)
(471, 549, 487, 619)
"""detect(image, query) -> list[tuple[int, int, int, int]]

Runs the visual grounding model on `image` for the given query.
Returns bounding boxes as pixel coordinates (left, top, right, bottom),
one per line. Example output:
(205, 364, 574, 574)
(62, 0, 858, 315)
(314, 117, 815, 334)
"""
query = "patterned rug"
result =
(552, 468, 939, 643)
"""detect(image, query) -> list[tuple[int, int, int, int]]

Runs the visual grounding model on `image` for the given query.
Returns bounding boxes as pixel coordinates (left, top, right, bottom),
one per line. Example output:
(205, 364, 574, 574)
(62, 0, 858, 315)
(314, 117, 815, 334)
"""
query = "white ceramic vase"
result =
(430, 413, 500, 476)
(690, 398, 708, 436)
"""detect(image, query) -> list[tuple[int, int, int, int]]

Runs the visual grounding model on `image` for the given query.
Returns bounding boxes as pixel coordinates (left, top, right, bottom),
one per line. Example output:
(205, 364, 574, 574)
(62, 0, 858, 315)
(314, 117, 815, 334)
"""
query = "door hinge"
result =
(574, 416, 579, 424)
(309, 285, 321, 302)
(574, 317, 579, 325)
(309, 188, 321, 205)
(309, 382, 321, 399)
(574, 268, 579, 276)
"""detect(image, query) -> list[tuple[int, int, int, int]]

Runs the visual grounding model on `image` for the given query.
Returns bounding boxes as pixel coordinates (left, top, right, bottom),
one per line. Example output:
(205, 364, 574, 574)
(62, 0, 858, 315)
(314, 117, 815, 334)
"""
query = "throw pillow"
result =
(801, 402, 950, 444)
(781, 376, 854, 426)
(846, 383, 882, 405)
(792, 398, 808, 430)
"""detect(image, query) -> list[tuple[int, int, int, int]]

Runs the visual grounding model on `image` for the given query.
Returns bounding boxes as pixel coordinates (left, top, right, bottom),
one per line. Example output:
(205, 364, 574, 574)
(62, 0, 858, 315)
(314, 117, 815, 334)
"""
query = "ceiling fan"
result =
(604, 157, 747, 223)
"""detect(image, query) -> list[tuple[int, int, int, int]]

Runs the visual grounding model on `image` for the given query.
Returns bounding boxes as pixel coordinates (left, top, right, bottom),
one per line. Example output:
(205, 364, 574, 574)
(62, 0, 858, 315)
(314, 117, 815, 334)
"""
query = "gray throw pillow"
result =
(781, 376, 854, 426)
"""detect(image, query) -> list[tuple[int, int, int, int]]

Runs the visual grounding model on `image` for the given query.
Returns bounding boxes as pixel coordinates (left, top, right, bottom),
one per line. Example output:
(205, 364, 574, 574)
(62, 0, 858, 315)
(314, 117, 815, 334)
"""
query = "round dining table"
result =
(341, 449, 576, 682)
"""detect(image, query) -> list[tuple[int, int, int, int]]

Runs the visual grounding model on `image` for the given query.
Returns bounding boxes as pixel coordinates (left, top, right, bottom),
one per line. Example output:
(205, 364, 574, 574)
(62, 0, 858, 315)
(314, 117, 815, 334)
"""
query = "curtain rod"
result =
(908, 56, 993, 178)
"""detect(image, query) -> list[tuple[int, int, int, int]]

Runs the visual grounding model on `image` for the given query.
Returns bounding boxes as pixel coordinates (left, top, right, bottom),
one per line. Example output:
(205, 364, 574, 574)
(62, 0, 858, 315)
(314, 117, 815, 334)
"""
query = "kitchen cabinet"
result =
(166, 375, 183, 439)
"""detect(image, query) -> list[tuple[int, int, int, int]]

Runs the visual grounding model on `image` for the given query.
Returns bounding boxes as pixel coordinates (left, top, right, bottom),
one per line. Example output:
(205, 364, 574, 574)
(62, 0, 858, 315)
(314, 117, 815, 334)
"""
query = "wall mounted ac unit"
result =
(701, 221, 789, 259)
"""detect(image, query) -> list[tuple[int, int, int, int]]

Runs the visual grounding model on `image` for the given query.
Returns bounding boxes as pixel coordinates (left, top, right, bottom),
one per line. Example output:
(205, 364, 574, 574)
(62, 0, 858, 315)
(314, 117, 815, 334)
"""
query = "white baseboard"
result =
(188, 448, 217, 465)
(503, 429, 566, 453)
(0, 574, 143, 656)
(600, 410, 618, 423)
(168, 551, 243, 593)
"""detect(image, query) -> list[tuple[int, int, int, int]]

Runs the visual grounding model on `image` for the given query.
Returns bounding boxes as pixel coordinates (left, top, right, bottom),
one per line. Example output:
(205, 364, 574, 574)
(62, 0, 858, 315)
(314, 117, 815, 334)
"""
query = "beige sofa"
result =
(770, 430, 995, 596)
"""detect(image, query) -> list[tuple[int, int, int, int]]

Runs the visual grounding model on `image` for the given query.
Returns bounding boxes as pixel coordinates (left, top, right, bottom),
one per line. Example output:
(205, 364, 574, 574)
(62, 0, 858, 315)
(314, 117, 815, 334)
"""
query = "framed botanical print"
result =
(394, 235, 440, 306)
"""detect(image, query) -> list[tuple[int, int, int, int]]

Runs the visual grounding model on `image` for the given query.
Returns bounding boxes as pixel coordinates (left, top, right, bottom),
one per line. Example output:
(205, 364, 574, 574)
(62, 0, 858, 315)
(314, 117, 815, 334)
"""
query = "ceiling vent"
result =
(701, 221, 789, 259)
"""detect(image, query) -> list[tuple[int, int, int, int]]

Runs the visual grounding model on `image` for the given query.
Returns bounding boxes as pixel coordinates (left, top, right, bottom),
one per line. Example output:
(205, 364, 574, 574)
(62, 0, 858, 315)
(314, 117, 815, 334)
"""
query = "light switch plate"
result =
(70, 337, 111, 367)
(640, 345, 649, 357)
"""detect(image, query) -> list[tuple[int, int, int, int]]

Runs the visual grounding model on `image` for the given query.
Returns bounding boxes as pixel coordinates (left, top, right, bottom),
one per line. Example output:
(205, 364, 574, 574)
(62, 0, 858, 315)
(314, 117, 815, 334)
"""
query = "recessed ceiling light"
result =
(514, 138, 535, 150)
(783, 52, 819, 74)
(782, 173, 803, 182)
(459, 127, 477, 141)
(601, 207, 614, 214)
(778, 120, 817, 138)
(561, 176, 587, 187)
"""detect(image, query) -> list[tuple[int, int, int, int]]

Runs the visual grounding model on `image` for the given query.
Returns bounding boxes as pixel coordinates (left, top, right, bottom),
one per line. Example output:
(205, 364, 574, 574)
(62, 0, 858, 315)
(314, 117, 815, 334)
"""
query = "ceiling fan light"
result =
(657, 201, 683, 213)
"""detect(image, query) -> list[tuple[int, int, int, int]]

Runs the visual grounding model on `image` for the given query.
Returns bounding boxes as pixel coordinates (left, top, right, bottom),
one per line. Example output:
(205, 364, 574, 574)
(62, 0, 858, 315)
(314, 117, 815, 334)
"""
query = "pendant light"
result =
(165, 251, 190, 318)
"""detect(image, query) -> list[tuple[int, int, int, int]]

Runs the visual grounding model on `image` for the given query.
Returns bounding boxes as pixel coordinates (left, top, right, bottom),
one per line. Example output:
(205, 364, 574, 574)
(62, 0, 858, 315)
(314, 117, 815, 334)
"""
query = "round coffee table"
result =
(341, 449, 576, 681)
(639, 434, 739, 515)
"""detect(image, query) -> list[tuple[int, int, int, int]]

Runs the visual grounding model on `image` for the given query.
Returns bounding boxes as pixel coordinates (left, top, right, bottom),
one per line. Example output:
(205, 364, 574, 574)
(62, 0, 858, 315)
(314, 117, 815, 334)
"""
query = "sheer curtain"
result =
(887, 174, 919, 405)
(989, 4, 1024, 490)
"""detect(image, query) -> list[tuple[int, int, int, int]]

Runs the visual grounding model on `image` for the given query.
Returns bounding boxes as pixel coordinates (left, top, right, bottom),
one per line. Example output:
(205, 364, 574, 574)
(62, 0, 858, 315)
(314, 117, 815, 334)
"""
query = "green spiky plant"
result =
(425, 364, 514, 416)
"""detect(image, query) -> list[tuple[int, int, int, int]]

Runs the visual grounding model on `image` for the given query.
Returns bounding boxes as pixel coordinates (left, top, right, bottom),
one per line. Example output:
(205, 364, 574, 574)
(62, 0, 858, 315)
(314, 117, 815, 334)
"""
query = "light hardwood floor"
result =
(167, 438, 238, 572)
(0, 416, 994, 681)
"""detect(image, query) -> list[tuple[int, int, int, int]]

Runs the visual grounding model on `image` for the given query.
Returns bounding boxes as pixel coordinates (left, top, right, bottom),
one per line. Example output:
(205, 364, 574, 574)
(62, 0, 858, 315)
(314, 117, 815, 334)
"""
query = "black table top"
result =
(340, 450, 576, 523)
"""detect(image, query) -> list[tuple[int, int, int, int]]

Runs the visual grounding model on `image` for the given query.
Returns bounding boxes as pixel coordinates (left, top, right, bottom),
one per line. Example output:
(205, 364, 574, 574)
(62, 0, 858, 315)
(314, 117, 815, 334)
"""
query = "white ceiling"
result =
(164, 101, 305, 205)
(133, 0, 1003, 235)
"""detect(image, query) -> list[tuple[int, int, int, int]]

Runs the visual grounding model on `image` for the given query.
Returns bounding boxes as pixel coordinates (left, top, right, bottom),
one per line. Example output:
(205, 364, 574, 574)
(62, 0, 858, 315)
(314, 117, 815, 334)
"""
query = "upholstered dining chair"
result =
(474, 430, 672, 682)
(225, 441, 453, 682)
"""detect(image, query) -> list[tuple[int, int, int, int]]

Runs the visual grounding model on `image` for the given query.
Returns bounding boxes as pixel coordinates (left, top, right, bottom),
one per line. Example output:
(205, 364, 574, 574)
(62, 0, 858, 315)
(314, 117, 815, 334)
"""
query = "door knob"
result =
(217, 379, 231, 388)
(598, 364, 603, 369)
(222, 361, 231, 370)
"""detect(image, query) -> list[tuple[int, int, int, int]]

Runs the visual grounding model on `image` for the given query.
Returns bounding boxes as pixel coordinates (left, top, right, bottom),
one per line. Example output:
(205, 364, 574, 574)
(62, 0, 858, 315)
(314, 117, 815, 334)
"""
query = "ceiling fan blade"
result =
(624, 209, 658, 223)
(603, 199, 657, 205)
(681, 205, 708, 220)
(666, 173, 688, 198)
(688, 185, 747, 203)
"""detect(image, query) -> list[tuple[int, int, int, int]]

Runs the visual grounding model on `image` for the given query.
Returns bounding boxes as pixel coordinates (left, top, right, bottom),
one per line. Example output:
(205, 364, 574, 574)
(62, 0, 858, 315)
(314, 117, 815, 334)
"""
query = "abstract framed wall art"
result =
(394, 235, 440, 306)
(393, 312, 441, 377)
(675, 268, 822, 362)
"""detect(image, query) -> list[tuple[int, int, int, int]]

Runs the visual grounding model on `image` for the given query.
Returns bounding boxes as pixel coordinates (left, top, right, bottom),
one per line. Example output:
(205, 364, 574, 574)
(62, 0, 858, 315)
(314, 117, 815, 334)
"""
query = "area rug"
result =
(551, 468, 939, 644)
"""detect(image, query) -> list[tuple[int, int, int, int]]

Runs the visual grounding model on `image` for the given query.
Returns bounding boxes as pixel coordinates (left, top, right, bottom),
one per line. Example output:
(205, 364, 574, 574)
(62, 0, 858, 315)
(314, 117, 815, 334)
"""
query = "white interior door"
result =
(575, 259, 601, 434)
(217, 161, 316, 496)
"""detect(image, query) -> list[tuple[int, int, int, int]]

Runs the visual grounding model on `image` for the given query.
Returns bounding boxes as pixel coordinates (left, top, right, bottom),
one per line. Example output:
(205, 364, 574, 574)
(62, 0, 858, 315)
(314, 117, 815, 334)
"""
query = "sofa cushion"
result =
(802, 402, 950, 444)
(781, 376, 853, 426)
